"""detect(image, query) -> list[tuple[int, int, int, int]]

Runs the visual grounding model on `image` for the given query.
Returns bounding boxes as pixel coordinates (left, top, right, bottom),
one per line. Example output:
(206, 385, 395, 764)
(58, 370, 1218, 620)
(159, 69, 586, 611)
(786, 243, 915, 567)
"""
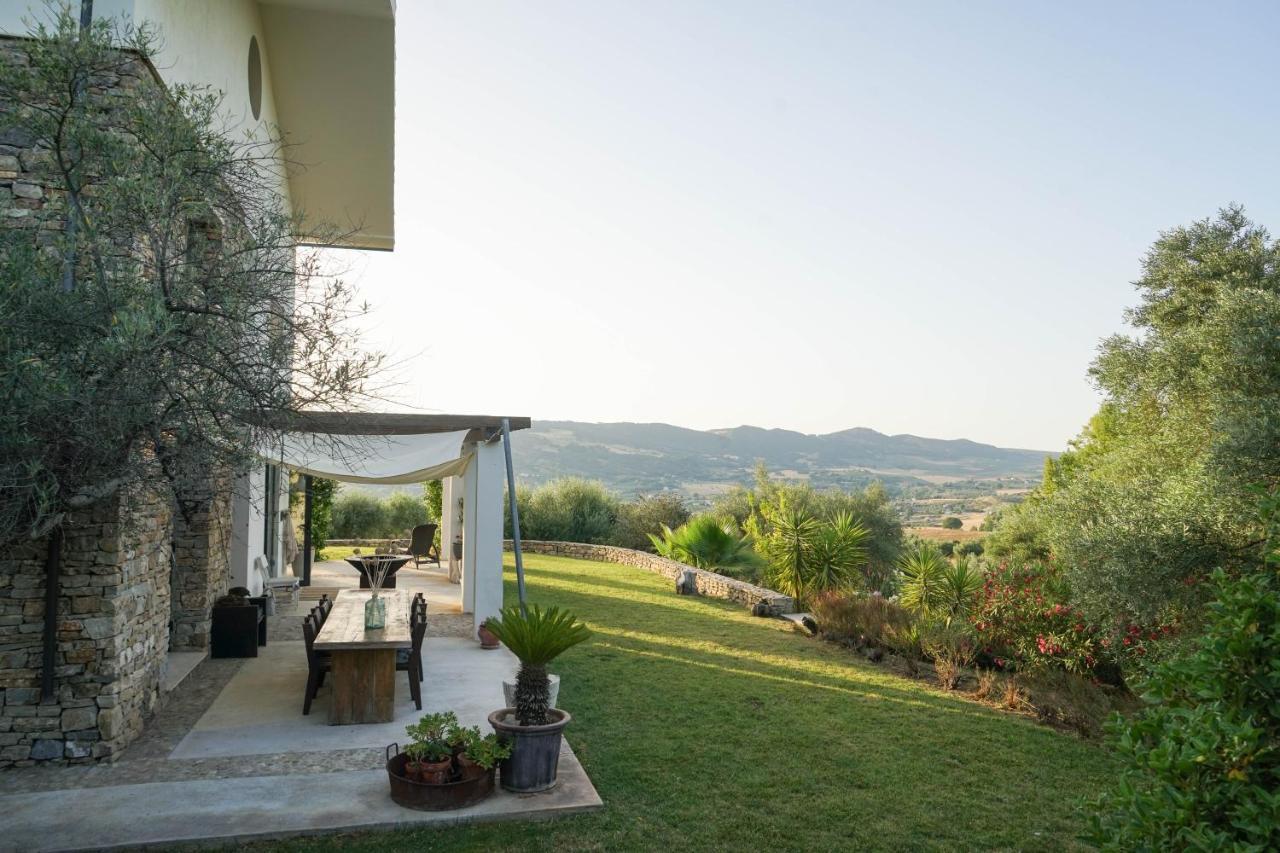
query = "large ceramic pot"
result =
(487, 708, 571, 793)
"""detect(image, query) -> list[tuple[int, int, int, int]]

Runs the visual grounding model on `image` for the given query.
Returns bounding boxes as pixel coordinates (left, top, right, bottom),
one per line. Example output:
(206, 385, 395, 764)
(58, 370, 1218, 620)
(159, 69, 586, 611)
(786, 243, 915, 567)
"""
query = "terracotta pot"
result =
(404, 760, 425, 782)
(477, 623, 500, 649)
(420, 756, 453, 785)
(456, 754, 482, 778)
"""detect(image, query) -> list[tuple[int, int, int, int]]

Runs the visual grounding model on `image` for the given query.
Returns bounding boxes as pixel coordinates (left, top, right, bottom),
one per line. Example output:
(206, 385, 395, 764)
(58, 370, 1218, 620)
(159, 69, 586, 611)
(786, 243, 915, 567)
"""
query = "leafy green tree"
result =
(385, 491, 428, 537)
(615, 492, 691, 551)
(649, 515, 764, 579)
(0, 14, 379, 548)
(510, 478, 620, 544)
(1091, 491, 1280, 849)
(331, 493, 390, 539)
(991, 208, 1280, 628)
(940, 516, 963, 530)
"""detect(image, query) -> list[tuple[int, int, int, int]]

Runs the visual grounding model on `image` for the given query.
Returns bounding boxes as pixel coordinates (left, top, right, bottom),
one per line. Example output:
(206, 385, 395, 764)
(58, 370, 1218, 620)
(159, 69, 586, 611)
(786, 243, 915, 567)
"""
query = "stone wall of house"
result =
(503, 540, 795, 614)
(0, 484, 172, 768)
(170, 473, 232, 651)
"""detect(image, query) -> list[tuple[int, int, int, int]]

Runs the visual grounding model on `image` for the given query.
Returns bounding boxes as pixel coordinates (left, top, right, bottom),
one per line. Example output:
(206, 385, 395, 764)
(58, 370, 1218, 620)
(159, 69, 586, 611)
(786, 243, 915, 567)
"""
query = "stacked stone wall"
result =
(170, 472, 233, 651)
(503, 540, 795, 614)
(0, 484, 172, 767)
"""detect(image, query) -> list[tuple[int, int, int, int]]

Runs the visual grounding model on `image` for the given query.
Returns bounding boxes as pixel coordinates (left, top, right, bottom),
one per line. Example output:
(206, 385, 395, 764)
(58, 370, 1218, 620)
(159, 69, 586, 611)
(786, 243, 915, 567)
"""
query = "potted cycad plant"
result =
(486, 604, 591, 793)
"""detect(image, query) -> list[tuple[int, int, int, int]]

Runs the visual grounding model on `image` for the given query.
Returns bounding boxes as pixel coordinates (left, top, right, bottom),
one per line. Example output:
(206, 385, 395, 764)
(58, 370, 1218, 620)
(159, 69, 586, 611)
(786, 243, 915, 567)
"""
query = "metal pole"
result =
(301, 475, 312, 587)
(500, 418, 527, 615)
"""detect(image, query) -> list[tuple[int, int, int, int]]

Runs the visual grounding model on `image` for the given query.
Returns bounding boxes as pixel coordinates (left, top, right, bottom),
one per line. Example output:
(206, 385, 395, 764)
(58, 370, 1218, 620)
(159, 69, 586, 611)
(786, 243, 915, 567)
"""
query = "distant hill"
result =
(508, 420, 1051, 498)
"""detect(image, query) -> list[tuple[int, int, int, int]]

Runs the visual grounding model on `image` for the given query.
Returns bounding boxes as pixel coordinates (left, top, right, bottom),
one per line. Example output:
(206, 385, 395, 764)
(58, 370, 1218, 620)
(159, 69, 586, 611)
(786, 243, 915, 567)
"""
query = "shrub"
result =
(750, 496, 869, 607)
(941, 516, 964, 530)
(384, 491, 429, 537)
(970, 558, 1106, 675)
(1090, 568, 1280, 850)
(331, 492, 391, 539)
(649, 515, 764, 580)
(614, 493, 691, 551)
(923, 623, 977, 690)
(898, 544, 981, 626)
(810, 590, 912, 650)
(515, 478, 620, 544)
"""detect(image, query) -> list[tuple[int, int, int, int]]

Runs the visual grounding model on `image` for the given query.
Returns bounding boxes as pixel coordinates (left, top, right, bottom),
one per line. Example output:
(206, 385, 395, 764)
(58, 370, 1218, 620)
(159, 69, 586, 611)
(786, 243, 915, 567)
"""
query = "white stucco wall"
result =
(1, 0, 290, 203)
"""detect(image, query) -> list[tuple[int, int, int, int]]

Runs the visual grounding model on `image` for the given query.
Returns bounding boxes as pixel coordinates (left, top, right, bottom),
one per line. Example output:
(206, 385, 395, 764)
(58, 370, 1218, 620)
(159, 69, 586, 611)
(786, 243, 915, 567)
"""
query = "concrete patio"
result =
(0, 570, 602, 852)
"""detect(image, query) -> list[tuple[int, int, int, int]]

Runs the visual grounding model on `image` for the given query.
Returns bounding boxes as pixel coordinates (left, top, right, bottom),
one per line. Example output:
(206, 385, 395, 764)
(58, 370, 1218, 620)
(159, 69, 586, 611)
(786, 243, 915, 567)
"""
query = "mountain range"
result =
(508, 420, 1052, 498)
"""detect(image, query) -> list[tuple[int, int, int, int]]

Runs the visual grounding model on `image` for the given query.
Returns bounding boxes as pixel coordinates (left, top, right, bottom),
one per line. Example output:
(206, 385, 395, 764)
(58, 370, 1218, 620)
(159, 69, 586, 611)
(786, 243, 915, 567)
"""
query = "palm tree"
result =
(649, 515, 764, 576)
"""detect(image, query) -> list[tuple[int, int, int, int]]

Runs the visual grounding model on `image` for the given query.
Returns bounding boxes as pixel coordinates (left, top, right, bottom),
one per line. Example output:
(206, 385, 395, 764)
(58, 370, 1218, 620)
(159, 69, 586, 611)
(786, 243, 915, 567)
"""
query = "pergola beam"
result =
(253, 412, 531, 436)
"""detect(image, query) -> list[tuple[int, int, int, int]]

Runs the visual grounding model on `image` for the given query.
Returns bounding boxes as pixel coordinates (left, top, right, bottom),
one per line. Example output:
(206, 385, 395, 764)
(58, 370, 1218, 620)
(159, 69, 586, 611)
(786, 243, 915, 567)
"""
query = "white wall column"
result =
(441, 475, 462, 583)
(460, 439, 504, 636)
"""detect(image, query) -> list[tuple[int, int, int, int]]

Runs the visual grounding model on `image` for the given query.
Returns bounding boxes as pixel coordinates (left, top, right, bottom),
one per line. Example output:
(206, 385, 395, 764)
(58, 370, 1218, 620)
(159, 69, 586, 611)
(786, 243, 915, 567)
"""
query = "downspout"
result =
(500, 419, 527, 615)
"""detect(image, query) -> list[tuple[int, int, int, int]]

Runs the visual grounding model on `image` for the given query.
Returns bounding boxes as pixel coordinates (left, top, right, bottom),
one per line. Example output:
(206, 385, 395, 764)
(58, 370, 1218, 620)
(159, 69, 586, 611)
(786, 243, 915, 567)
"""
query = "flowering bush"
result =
(970, 559, 1106, 674)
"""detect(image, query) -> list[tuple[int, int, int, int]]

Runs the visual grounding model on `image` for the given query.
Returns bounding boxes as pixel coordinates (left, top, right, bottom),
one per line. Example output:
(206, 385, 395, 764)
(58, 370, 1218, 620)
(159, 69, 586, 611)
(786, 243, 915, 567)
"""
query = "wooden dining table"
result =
(313, 589, 412, 725)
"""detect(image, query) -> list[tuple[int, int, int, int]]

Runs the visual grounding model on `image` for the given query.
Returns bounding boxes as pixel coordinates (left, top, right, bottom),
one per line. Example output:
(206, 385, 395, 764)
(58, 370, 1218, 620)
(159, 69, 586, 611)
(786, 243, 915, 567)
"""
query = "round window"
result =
(247, 36, 262, 120)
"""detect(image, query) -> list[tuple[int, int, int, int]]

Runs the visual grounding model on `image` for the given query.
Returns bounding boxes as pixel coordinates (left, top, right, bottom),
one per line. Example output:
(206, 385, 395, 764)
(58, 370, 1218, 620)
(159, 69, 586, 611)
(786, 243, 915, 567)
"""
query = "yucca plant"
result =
(485, 605, 591, 725)
(898, 541, 949, 617)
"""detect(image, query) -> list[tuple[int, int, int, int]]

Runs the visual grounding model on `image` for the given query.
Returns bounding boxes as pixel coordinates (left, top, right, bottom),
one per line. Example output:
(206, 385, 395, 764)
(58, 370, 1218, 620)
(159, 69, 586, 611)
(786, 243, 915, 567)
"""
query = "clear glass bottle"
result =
(364, 592, 386, 629)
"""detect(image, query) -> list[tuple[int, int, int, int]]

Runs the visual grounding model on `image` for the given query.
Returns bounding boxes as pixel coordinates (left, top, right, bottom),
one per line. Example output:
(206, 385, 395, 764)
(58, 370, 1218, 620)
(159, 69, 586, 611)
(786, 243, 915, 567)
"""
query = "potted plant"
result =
(477, 618, 500, 650)
(403, 712, 457, 784)
(456, 728, 511, 778)
(486, 605, 591, 793)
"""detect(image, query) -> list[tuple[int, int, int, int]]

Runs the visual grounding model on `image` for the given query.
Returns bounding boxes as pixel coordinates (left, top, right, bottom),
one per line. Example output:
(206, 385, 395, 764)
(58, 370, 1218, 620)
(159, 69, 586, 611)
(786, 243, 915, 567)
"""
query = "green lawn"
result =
(264, 554, 1116, 852)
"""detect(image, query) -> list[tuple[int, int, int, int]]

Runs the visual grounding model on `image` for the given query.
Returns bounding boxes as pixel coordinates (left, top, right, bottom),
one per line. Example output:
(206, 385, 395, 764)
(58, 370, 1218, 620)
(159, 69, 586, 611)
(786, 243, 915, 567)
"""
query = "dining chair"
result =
(396, 618, 427, 710)
(301, 613, 331, 715)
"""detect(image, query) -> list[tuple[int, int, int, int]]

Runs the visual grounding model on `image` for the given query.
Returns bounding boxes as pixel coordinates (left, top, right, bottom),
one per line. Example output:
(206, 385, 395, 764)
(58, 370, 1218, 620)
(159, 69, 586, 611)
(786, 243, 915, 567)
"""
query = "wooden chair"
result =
(396, 617, 427, 709)
(408, 524, 440, 567)
(301, 614, 331, 715)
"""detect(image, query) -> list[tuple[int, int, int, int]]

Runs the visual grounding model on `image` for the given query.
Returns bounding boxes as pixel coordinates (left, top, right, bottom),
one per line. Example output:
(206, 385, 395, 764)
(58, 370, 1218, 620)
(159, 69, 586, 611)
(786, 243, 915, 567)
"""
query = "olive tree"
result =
(0, 12, 381, 548)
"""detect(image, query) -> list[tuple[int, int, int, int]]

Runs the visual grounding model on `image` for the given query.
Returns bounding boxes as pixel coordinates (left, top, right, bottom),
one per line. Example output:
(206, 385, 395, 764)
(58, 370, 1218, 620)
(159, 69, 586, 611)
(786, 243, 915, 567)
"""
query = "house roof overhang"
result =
(259, 0, 396, 251)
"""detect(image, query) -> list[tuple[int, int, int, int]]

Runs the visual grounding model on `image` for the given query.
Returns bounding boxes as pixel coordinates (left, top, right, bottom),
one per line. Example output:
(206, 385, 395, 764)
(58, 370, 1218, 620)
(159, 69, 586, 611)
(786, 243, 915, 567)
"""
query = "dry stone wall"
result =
(170, 473, 233, 651)
(504, 540, 795, 614)
(0, 484, 172, 767)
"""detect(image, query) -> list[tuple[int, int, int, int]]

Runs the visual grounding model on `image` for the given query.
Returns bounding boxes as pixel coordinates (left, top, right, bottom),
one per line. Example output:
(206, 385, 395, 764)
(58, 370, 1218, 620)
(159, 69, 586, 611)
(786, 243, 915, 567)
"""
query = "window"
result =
(248, 36, 262, 120)
(263, 462, 279, 573)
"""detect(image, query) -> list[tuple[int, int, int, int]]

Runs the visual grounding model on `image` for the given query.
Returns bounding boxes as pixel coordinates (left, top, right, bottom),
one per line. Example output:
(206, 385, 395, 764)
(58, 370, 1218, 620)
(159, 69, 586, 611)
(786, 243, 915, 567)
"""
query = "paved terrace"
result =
(0, 560, 601, 852)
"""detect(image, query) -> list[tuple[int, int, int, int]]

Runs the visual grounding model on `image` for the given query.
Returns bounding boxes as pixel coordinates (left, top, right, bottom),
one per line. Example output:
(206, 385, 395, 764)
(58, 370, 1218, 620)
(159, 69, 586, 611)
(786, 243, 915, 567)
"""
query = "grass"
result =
(257, 554, 1116, 852)
(907, 526, 989, 543)
(316, 545, 365, 562)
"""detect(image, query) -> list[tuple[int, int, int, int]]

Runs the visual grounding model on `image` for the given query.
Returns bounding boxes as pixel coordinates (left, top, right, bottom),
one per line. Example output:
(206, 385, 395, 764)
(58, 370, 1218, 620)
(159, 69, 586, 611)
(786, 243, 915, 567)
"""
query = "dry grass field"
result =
(907, 526, 989, 543)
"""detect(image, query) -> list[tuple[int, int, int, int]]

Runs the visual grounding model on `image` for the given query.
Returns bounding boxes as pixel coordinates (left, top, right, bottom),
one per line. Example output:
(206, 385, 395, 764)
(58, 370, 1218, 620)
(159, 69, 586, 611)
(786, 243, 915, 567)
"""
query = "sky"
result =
(338, 0, 1280, 452)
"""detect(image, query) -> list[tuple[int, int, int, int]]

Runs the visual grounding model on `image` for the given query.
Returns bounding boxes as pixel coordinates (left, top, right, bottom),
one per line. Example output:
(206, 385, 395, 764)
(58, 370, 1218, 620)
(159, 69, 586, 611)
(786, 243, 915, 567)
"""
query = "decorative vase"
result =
(364, 592, 386, 629)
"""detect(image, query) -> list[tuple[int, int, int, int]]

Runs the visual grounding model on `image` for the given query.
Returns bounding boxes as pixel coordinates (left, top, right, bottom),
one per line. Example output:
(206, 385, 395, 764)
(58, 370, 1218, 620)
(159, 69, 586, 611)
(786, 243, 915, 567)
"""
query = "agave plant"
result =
(485, 605, 591, 726)
(648, 514, 764, 575)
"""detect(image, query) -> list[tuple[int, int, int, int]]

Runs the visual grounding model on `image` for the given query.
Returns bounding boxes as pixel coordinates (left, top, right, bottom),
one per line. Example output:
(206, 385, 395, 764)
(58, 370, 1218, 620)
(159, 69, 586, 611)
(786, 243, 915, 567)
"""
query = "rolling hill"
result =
(508, 420, 1051, 498)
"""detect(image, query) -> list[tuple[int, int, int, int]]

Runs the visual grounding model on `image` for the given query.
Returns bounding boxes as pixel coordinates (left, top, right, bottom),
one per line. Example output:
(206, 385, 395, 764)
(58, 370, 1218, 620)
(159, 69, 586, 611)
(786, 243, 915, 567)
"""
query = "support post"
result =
(301, 475, 312, 587)
(501, 418, 527, 614)
(460, 439, 504, 636)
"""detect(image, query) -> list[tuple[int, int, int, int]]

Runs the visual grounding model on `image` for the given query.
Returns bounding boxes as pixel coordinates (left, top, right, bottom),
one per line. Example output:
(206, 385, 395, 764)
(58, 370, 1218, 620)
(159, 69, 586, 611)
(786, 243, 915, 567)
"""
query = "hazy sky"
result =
(340, 0, 1280, 451)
